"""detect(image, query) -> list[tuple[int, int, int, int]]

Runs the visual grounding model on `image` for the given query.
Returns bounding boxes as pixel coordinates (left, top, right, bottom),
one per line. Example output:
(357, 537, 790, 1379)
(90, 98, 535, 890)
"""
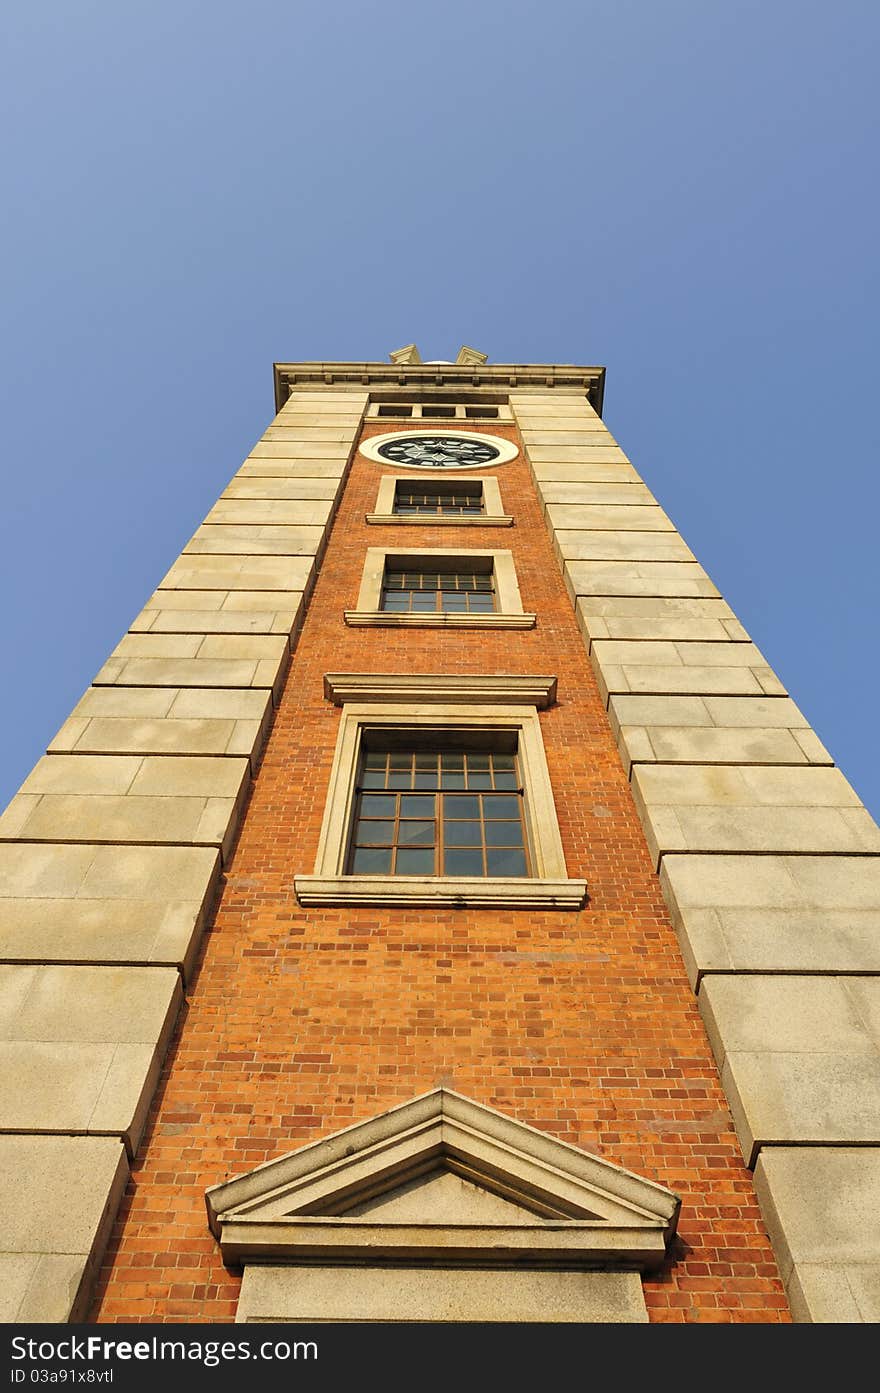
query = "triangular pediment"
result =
(207, 1090, 680, 1271)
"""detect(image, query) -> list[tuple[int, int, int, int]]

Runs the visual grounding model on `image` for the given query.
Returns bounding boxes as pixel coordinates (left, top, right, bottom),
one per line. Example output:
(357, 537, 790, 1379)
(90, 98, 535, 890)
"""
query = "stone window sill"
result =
(343, 611, 536, 629)
(294, 874, 587, 909)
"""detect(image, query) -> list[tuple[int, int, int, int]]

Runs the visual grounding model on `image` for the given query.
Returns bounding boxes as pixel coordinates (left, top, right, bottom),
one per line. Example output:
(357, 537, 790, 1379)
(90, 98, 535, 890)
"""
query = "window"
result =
(293, 675, 587, 909)
(345, 548, 535, 628)
(348, 737, 529, 878)
(366, 476, 512, 527)
(381, 565, 495, 615)
(393, 481, 483, 516)
(367, 401, 509, 421)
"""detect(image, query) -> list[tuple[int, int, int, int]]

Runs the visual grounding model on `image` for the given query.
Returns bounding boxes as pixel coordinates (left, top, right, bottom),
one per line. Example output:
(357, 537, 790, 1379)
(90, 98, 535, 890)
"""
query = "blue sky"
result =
(1, 1, 878, 816)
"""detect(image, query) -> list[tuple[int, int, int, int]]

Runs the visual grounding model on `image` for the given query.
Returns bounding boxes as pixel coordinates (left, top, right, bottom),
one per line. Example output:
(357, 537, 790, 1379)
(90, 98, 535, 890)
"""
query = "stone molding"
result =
(294, 875, 587, 909)
(344, 610, 537, 629)
(207, 1088, 679, 1270)
(322, 673, 558, 708)
(274, 363, 605, 414)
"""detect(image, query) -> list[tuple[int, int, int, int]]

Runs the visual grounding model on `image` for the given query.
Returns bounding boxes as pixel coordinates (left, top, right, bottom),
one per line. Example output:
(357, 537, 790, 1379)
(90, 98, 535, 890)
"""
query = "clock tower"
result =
(1, 348, 878, 1324)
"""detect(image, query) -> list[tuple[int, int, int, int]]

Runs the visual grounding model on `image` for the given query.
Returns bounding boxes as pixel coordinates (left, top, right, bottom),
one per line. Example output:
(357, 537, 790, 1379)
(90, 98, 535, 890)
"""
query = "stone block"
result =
(237, 1264, 647, 1323)
(532, 463, 640, 484)
(661, 852, 880, 981)
(0, 755, 250, 862)
(539, 504, 674, 532)
(263, 409, 362, 426)
(576, 596, 740, 644)
(526, 446, 631, 465)
(539, 482, 656, 506)
(632, 797, 880, 865)
(700, 974, 878, 1061)
(618, 724, 816, 772)
(257, 426, 355, 442)
(235, 459, 347, 478)
(131, 603, 302, 636)
(51, 715, 265, 762)
(159, 553, 315, 593)
(634, 763, 861, 808)
(699, 976, 880, 1163)
(754, 1147, 880, 1321)
(599, 664, 765, 699)
(185, 524, 326, 557)
(521, 430, 619, 446)
(204, 498, 333, 528)
(0, 962, 180, 1044)
(222, 478, 341, 500)
(0, 1040, 159, 1152)
(555, 528, 694, 561)
(564, 560, 718, 600)
(0, 1135, 128, 1320)
(94, 655, 286, 697)
(0, 964, 182, 1152)
(250, 441, 351, 460)
(610, 693, 807, 729)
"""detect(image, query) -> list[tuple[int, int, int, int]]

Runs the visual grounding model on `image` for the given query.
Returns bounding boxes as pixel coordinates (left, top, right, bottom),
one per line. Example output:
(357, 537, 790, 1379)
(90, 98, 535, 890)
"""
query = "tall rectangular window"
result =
(348, 739, 529, 878)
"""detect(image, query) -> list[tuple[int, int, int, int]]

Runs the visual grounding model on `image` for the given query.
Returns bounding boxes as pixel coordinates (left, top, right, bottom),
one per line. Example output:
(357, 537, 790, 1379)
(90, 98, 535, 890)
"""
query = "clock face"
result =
(376, 435, 501, 469)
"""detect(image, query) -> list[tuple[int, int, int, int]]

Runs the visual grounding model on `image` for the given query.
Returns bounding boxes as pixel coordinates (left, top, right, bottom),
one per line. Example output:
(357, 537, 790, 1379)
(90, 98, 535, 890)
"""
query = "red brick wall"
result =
(92, 421, 789, 1323)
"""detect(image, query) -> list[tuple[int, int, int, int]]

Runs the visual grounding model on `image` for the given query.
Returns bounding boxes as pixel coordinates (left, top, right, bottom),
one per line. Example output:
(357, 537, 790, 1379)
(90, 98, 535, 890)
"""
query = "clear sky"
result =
(1, 1, 878, 818)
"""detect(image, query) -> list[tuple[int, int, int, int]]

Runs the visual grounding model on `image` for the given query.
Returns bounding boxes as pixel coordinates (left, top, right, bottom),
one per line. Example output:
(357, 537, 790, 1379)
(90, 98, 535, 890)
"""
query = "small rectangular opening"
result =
(377, 404, 412, 417)
(420, 404, 458, 418)
(465, 406, 499, 419)
(393, 481, 484, 517)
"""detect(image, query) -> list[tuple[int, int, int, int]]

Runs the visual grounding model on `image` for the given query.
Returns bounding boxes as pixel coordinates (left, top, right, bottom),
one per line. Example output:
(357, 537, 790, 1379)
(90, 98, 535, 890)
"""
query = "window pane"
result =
(352, 847, 393, 874)
(443, 819, 482, 847)
(467, 771, 492, 789)
(444, 847, 484, 876)
(388, 770, 411, 789)
(400, 794, 436, 818)
(444, 794, 480, 820)
(395, 847, 435, 875)
(483, 795, 522, 820)
(413, 753, 440, 789)
(398, 820, 435, 847)
(360, 794, 396, 817)
(361, 769, 387, 789)
(468, 592, 495, 613)
(492, 770, 518, 790)
(357, 820, 395, 845)
(382, 593, 409, 612)
(484, 821, 523, 847)
(486, 847, 528, 877)
(441, 593, 468, 612)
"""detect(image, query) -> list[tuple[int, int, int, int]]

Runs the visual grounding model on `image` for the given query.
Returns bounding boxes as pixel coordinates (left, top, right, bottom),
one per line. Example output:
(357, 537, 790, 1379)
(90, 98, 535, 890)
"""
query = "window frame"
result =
(366, 474, 513, 527)
(294, 682, 587, 909)
(347, 737, 531, 880)
(344, 548, 535, 629)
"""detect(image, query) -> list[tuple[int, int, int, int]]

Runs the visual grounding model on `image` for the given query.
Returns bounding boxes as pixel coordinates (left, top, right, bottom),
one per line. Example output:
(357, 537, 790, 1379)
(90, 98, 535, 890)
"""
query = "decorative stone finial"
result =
(456, 345, 488, 366)
(388, 344, 422, 365)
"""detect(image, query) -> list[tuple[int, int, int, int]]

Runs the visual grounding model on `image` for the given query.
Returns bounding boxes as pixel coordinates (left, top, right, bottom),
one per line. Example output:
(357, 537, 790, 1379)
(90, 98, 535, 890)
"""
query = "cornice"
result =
(322, 672, 558, 707)
(274, 361, 606, 415)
